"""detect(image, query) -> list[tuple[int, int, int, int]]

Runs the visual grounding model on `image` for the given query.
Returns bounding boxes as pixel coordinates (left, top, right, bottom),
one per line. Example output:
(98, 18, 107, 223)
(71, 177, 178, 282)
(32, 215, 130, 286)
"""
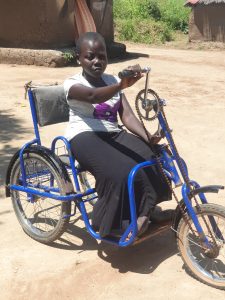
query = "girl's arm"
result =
(118, 94, 161, 144)
(68, 74, 143, 104)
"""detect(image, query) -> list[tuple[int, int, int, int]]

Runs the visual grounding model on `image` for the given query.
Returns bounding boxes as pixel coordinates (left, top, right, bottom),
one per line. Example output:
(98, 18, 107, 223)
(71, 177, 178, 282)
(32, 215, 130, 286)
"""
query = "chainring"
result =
(135, 88, 161, 121)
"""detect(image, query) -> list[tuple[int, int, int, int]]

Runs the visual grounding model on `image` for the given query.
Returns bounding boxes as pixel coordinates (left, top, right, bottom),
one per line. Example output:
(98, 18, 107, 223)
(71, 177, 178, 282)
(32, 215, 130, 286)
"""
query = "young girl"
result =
(64, 32, 171, 238)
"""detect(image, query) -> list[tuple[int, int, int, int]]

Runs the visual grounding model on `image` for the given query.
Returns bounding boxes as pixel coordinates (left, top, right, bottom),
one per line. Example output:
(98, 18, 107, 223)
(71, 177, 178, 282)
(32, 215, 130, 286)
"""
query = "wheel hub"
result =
(203, 243, 220, 259)
(142, 99, 152, 110)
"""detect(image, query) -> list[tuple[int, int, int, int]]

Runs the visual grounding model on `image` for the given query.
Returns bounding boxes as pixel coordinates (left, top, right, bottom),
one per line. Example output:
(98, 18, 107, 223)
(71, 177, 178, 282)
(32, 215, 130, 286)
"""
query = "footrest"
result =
(133, 221, 171, 246)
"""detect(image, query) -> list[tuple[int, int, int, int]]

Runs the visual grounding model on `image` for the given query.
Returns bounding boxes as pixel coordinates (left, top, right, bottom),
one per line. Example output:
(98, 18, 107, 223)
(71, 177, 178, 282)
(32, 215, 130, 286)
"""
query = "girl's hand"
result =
(119, 72, 143, 90)
(118, 64, 144, 90)
(150, 134, 162, 144)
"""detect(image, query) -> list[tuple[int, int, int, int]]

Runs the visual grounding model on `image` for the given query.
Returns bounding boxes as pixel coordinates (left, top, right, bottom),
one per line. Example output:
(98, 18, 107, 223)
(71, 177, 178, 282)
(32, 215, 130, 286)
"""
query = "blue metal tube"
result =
(83, 195, 98, 203)
(19, 139, 39, 187)
(160, 145, 182, 186)
(51, 136, 81, 192)
(76, 160, 159, 247)
(189, 180, 208, 204)
(78, 159, 174, 247)
(119, 160, 158, 247)
(9, 184, 95, 201)
(182, 183, 203, 233)
(79, 201, 130, 246)
(28, 89, 41, 145)
(158, 112, 189, 182)
(185, 181, 223, 240)
(182, 184, 211, 246)
(25, 183, 60, 193)
(78, 201, 102, 240)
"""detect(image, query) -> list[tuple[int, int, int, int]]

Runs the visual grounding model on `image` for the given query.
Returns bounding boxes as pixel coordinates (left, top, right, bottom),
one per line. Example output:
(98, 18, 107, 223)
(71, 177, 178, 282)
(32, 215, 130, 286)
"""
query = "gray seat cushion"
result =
(59, 154, 84, 172)
(32, 85, 69, 127)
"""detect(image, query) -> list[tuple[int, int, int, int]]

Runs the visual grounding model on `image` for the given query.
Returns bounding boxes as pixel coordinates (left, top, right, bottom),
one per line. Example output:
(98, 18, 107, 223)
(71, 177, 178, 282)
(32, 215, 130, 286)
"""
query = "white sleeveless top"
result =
(63, 73, 122, 141)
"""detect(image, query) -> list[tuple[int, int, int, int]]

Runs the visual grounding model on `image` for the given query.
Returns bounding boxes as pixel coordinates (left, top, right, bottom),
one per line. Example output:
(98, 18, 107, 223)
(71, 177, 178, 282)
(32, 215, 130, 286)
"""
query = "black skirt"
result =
(70, 130, 171, 237)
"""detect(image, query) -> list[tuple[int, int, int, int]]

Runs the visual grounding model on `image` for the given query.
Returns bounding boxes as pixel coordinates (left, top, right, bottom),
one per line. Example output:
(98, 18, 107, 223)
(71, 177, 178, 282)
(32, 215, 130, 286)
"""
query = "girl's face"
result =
(78, 38, 108, 81)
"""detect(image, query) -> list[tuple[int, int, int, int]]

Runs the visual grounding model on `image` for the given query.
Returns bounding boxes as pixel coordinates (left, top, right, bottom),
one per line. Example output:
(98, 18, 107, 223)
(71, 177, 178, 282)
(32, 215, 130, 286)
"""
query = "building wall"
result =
(89, 0, 114, 43)
(189, 4, 225, 42)
(0, 0, 75, 49)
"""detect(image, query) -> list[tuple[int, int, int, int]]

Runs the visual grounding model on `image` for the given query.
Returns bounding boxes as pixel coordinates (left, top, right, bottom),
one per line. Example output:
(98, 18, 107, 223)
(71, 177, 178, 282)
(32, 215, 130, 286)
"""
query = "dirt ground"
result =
(0, 43, 225, 300)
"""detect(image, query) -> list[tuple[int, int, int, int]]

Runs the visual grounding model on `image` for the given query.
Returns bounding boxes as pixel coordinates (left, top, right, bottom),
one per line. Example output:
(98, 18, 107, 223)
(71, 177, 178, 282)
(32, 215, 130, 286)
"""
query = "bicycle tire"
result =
(10, 150, 71, 244)
(177, 203, 225, 290)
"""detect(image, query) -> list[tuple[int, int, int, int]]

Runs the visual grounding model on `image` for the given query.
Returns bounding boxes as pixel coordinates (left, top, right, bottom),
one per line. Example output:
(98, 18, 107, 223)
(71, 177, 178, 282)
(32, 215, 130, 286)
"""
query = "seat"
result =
(32, 84, 69, 127)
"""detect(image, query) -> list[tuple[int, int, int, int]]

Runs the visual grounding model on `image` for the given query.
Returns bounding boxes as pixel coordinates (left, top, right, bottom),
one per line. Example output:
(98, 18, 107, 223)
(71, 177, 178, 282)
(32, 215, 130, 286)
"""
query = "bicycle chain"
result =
(135, 99, 196, 236)
(135, 90, 219, 249)
(135, 89, 160, 121)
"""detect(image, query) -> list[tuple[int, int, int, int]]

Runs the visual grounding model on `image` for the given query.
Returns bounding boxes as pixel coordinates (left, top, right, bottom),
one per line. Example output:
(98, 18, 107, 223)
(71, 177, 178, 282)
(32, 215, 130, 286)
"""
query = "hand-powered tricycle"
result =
(5, 67, 225, 290)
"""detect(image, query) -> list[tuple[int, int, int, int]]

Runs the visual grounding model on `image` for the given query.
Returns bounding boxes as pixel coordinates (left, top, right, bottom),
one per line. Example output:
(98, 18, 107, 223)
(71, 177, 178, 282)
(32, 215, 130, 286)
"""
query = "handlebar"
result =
(118, 66, 151, 79)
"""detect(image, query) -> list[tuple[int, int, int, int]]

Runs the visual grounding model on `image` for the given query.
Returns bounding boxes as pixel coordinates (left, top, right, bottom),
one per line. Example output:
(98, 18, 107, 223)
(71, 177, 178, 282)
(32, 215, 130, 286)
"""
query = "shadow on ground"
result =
(109, 51, 150, 66)
(49, 212, 99, 251)
(0, 109, 31, 188)
(98, 229, 177, 274)
(50, 214, 177, 275)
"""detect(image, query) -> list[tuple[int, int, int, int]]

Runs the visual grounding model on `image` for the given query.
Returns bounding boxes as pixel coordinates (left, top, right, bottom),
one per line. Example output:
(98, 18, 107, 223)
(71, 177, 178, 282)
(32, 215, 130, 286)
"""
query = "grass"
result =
(113, 0, 190, 45)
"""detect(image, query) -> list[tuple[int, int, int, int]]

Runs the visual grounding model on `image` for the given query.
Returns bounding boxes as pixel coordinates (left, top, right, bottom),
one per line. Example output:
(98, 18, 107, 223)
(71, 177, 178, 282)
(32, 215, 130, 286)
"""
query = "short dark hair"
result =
(75, 32, 106, 55)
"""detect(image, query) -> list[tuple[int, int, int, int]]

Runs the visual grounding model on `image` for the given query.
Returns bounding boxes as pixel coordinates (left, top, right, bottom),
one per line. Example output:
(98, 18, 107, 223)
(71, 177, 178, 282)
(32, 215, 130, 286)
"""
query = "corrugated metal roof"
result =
(199, 0, 225, 3)
(185, 0, 199, 4)
(185, 0, 225, 5)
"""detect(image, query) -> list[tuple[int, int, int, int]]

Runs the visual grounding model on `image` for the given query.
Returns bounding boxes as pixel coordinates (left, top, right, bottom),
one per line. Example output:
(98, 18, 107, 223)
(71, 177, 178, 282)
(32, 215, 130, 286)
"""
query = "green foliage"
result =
(116, 18, 172, 44)
(62, 51, 75, 63)
(113, 0, 190, 44)
(113, 0, 140, 19)
(145, 1, 162, 21)
(159, 0, 190, 32)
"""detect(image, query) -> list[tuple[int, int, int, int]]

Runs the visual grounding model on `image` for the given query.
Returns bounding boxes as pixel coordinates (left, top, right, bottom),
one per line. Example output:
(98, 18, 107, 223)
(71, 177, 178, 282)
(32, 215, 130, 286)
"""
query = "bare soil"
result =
(0, 43, 225, 300)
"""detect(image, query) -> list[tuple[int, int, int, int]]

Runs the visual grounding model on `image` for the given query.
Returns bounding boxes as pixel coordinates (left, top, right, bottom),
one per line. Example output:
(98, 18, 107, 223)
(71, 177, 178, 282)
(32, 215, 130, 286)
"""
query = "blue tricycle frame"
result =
(5, 71, 225, 289)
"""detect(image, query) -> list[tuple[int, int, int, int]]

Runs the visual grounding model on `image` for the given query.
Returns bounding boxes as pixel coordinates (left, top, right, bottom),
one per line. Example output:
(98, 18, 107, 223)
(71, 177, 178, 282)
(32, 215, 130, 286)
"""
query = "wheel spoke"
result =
(11, 153, 71, 243)
(187, 235, 206, 250)
(178, 204, 225, 288)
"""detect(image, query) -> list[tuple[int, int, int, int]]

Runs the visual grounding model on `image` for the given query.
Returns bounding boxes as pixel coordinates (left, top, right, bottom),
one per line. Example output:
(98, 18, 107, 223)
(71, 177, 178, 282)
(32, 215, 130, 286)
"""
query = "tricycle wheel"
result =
(177, 203, 225, 290)
(10, 151, 71, 244)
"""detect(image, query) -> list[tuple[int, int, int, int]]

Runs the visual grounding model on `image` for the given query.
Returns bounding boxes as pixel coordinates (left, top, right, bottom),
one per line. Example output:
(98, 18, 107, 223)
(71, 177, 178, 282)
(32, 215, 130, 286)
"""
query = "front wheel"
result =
(177, 203, 225, 290)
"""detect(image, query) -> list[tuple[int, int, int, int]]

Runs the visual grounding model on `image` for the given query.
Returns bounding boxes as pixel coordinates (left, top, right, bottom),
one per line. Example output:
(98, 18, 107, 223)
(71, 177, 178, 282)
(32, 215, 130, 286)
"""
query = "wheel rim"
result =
(183, 211, 225, 284)
(12, 156, 65, 237)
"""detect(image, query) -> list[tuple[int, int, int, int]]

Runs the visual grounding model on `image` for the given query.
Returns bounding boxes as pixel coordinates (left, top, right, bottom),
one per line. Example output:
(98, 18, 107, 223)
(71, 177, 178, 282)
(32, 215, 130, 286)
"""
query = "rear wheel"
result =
(10, 151, 71, 244)
(177, 203, 225, 290)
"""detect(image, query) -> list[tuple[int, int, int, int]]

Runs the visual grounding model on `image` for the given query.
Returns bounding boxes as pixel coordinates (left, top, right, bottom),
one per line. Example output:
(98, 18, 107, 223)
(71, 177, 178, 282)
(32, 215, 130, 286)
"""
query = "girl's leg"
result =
(112, 130, 173, 225)
(71, 132, 137, 236)
(70, 131, 170, 237)
(112, 130, 171, 204)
